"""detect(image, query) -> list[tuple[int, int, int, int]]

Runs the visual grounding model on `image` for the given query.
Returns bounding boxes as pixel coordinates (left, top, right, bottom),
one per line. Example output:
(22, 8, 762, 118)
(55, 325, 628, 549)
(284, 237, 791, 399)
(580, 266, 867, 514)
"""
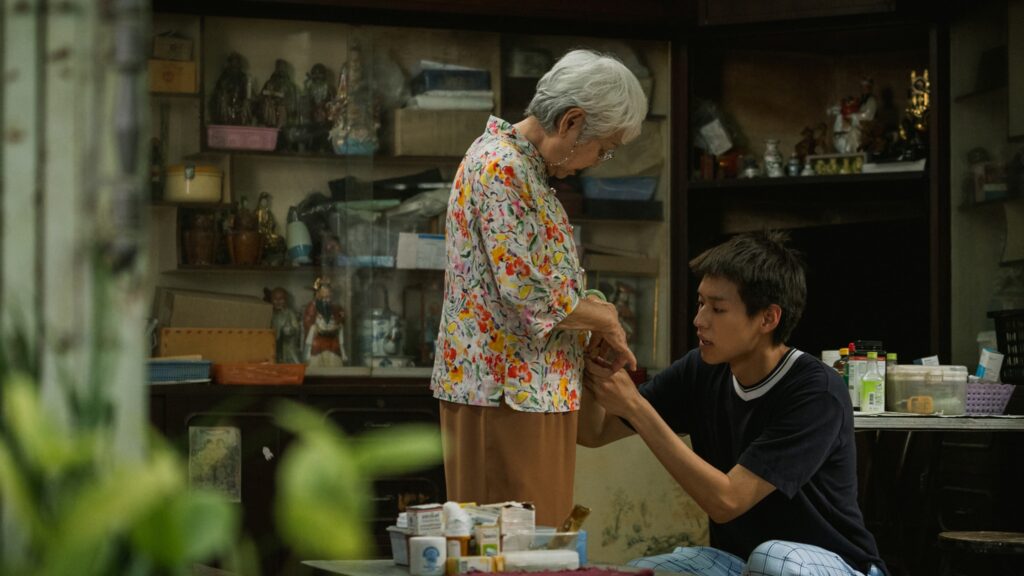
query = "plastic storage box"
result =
(886, 365, 968, 415)
(207, 125, 279, 151)
(148, 359, 212, 384)
(989, 309, 1024, 383)
(581, 177, 658, 201)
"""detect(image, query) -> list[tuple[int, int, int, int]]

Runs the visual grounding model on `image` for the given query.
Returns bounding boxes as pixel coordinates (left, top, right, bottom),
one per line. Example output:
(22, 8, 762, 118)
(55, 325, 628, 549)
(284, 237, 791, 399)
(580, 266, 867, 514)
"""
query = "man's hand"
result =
(583, 357, 641, 419)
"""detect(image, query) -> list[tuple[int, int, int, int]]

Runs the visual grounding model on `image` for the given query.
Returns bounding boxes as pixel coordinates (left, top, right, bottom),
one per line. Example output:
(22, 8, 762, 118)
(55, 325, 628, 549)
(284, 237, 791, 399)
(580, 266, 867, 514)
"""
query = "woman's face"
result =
(545, 109, 624, 179)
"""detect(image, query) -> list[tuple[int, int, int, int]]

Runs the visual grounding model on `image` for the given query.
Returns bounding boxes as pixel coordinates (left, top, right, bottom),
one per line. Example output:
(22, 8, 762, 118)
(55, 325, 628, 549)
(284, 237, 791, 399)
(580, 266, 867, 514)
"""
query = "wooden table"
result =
(854, 414, 1024, 431)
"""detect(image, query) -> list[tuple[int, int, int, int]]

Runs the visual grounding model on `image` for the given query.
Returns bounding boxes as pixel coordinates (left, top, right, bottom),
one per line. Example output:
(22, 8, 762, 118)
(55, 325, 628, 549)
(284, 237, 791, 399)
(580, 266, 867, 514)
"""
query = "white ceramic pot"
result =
(164, 164, 222, 202)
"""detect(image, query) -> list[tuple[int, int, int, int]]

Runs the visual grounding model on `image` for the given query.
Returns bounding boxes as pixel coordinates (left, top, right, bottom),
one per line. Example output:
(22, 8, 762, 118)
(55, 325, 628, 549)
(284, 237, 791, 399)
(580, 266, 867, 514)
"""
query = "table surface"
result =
(853, 414, 1024, 431)
(302, 559, 687, 576)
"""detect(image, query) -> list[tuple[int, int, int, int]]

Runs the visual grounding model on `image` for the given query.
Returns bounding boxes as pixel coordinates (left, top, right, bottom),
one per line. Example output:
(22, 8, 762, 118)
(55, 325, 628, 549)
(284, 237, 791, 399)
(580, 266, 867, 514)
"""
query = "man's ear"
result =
(760, 304, 782, 334)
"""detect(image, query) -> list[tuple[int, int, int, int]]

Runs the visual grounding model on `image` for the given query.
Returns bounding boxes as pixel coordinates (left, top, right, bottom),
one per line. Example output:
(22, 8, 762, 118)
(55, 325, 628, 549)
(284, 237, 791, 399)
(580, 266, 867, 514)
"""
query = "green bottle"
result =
(860, 351, 885, 413)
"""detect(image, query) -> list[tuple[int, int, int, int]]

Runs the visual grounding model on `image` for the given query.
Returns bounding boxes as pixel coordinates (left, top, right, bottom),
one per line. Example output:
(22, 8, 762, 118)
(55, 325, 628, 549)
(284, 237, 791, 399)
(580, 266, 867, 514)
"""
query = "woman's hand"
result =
(585, 301, 637, 373)
(557, 296, 637, 372)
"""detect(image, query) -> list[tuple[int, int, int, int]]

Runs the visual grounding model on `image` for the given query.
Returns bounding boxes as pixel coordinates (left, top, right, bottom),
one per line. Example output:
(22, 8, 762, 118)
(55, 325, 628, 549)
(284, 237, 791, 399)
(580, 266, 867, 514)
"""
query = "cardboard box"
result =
(396, 233, 445, 270)
(389, 109, 489, 157)
(153, 35, 193, 61)
(156, 287, 273, 329)
(159, 328, 275, 364)
(407, 503, 444, 536)
(149, 59, 197, 93)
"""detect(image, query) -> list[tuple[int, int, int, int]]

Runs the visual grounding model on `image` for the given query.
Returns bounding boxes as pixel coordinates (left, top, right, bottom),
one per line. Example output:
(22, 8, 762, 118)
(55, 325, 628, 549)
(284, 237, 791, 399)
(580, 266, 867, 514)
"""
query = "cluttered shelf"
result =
(194, 149, 466, 164)
(688, 170, 926, 191)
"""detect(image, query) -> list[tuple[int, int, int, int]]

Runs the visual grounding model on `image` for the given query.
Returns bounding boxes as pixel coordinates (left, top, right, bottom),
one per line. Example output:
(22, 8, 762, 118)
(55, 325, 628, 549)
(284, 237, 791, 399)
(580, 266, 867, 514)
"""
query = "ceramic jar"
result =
(763, 139, 784, 178)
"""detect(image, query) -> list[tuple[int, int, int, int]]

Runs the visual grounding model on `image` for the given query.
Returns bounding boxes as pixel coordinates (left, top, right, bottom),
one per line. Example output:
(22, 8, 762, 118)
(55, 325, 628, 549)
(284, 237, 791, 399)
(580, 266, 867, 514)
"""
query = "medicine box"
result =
(407, 503, 444, 536)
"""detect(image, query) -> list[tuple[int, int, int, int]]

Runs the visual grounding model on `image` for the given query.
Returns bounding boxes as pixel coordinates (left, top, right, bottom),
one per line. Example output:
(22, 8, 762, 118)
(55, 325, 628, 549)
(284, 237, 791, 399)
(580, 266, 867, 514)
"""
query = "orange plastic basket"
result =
(211, 363, 305, 385)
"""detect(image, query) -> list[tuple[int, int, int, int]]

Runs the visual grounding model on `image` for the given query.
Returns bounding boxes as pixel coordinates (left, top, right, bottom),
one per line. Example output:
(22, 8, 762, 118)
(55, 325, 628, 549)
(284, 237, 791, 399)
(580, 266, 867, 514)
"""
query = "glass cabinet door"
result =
(149, 14, 672, 376)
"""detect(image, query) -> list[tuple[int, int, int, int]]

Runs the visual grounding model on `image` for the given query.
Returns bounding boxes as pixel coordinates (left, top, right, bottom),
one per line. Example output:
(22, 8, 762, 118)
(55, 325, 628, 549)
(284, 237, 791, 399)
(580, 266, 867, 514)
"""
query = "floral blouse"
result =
(430, 116, 586, 413)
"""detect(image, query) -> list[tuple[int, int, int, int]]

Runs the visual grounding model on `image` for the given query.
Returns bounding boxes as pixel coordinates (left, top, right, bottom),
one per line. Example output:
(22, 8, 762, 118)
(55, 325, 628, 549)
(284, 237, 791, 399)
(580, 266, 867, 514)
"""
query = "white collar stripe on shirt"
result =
(732, 348, 804, 401)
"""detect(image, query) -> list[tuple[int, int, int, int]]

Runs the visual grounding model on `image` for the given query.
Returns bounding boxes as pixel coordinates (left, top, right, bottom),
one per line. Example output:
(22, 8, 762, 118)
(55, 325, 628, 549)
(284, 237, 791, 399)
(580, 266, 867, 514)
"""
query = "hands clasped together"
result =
(583, 296, 642, 419)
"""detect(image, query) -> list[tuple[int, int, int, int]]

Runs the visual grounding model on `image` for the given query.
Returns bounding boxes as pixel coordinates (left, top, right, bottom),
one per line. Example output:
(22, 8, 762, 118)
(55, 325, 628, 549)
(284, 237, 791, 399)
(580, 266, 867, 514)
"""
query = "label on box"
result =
(475, 524, 500, 556)
(408, 504, 444, 536)
(396, 233, 445, 270)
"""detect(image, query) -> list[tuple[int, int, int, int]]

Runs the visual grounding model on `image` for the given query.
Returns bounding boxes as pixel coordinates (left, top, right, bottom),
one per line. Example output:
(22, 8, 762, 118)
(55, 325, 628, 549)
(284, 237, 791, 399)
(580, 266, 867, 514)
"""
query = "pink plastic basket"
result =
(207, 125, 279, 151)
(964, 382, 1016, 415)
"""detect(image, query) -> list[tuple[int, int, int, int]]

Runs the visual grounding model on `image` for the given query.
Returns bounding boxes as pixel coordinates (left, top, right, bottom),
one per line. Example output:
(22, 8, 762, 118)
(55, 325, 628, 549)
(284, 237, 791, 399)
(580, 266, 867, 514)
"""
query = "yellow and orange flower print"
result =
(430, 116, 585, 413)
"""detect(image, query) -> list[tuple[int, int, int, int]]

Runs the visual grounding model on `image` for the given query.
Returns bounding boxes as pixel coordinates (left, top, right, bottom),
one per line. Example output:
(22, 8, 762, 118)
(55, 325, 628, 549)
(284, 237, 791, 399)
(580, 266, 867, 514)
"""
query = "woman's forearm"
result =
(557, 297, 617, 332)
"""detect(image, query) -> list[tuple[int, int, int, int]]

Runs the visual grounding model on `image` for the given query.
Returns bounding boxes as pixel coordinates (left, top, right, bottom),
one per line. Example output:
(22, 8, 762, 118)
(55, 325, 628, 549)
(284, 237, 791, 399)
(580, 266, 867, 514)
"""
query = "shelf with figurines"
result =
(690, 59, 932, 189)
(200, 36, 494, 164)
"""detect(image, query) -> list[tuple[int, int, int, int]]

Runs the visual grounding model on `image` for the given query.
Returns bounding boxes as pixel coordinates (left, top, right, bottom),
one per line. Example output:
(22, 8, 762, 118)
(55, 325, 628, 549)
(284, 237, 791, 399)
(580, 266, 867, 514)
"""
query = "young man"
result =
(579, 231, 886, 576)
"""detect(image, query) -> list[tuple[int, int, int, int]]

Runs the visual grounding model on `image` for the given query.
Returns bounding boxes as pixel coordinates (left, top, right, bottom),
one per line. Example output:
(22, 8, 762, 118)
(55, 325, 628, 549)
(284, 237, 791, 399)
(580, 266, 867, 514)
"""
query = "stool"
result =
(937, 531, 1024, 576)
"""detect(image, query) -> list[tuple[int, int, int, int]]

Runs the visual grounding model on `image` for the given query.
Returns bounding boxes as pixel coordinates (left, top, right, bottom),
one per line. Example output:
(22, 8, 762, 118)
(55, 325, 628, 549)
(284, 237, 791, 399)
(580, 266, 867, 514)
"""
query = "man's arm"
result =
(585, 360, 776, 523)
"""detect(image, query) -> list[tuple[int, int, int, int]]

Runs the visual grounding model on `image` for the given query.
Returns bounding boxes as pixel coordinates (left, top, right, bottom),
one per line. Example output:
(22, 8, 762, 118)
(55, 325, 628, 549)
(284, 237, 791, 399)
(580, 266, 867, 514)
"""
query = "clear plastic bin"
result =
(886, 365, 967, 415)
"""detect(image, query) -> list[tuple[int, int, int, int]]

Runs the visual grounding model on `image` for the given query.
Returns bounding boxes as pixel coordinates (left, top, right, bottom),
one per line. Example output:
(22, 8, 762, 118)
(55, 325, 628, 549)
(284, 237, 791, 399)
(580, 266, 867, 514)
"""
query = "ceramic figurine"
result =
(303, 276, 346, 367)
(265, 286, 302, 364)
(896, 69, 930, 161)
(327, 40, 380, 155)
(210, 52, 252, 126)
(828, 77, 878, 154)
(255, 192, 286, 265)
(795, 126, 816, 163)
(763, 139, 784, 177)
(256, 59, 297, 130)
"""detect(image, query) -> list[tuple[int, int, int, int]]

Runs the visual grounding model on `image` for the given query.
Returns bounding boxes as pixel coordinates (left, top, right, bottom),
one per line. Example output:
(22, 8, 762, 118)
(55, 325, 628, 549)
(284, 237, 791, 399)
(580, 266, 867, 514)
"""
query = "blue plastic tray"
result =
(148, 360, 212, 383)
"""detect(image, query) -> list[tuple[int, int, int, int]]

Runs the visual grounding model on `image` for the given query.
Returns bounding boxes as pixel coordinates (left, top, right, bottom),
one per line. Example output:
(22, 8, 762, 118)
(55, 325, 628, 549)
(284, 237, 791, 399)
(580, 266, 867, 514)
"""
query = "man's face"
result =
(693, 275, 764, 366)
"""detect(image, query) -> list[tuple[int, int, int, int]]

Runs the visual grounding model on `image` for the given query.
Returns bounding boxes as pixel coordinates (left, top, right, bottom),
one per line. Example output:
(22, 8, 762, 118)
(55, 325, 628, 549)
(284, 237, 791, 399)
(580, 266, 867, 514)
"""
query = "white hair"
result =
(525, 49, 647, 144)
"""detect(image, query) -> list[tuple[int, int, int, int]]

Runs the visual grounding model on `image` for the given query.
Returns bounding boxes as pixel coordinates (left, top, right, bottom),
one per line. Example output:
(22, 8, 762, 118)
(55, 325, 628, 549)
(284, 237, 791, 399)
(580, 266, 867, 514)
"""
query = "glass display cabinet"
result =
(148, 14, 674, 377)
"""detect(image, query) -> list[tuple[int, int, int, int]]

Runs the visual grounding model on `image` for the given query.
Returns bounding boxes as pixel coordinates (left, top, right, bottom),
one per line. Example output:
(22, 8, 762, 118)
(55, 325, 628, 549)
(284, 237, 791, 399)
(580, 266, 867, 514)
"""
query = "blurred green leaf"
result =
(131, 488, 238, 567)
(54, 449, 181, 551)
(0, 437, 45, 548)
(354, 423, 442, 477)
(2, 374, 93, 477)
(275, 402, 372, 559)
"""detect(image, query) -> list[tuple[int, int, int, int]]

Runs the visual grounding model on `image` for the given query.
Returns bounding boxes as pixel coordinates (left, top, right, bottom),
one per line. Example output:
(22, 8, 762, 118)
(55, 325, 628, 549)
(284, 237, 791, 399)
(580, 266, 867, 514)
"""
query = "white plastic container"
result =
(164, 163, 222, 202)
(886, 365, 968, 415)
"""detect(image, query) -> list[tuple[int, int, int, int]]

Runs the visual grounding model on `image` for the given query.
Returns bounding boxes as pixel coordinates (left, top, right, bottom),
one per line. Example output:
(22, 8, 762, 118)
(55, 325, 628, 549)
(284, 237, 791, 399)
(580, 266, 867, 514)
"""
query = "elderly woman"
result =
(430, 49, 648, 526)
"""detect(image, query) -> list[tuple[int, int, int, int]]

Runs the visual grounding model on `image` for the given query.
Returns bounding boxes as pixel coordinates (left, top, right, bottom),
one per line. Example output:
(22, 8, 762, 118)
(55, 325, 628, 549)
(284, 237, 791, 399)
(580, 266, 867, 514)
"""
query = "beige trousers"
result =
(439, 399, 578, 528)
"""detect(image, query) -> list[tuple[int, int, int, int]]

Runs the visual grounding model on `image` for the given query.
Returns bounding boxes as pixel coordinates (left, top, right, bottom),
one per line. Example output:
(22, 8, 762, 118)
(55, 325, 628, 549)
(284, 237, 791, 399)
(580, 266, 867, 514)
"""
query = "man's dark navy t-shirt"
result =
(637, 348, 885, 575)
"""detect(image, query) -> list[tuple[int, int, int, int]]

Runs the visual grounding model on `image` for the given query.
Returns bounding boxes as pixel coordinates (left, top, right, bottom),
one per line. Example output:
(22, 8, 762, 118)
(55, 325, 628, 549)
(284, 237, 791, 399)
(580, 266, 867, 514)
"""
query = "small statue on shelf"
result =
(292, 62, 335, 153)
(256, 58, 297, 130)
(210, 52, 252, 126)
(828, 77, 878, 154)
(255, 191, 286, 266)
(327, 40, 381, 155)
(303, 276, 346, 367)
(795, 126, 817, 163)
(265, 286, 303, 364)
(896, 69, 930, 161)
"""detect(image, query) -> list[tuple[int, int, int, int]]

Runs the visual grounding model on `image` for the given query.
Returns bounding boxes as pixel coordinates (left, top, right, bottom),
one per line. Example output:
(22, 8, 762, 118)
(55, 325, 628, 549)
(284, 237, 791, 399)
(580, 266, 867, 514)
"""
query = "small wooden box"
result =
(149, 59, 197, 94)
(159, 328, 275, 364)
(153, 36, 193, 61)
(389, 109, 489, 157)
